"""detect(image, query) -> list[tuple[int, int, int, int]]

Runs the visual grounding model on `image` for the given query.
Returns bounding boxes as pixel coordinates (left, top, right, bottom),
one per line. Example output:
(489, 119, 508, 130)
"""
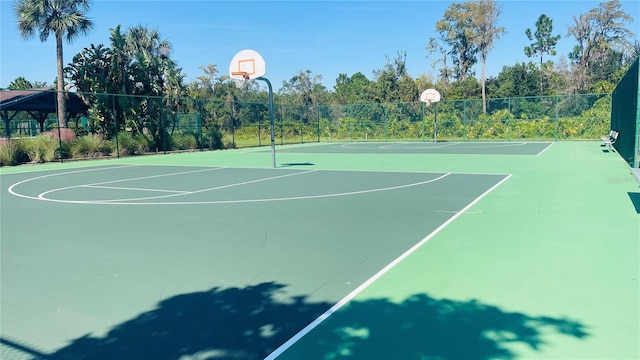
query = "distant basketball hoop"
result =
(420, 89, 441, 143)
(229, 49, 276, 168)
(420, 88, 441, 106)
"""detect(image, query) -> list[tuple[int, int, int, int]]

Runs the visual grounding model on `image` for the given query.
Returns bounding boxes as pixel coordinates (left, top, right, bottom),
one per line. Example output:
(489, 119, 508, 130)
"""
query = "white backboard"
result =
(229, 49, 266, 80)
(420, 88, 441, 103)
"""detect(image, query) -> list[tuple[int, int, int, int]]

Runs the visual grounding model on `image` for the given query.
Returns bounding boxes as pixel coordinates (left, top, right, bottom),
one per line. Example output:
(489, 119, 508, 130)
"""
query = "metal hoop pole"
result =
(258, 76, 276, 168)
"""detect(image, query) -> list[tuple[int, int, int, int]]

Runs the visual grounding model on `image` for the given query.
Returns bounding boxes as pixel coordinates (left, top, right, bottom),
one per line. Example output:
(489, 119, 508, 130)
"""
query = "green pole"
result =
(463, 100, 467, 141)
(434, 102, 438, 143)
(634, 113, 639, 168)
(349, 105, 353, 141)
(258, 76, 276, 168)
(317, 106, 320, 143)
(421, 103, 425, 142)
(113, 95, 120, 158)
(507, 98, 511, 141)
(55, 91, 63, 163)
(554, 95, 560, 141)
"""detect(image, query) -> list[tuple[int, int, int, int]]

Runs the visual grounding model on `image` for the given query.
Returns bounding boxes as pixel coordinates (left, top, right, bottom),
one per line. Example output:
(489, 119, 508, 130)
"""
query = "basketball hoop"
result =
(420, 89, 441, 106)
(231, 71, 251, 80)
(229, 50, 266, 82)
(231, 71, 250, 88)
(228, 49, 276, 168)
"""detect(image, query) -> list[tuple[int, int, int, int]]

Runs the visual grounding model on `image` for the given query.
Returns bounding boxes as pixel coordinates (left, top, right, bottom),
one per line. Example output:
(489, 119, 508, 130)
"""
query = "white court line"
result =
(92, 169, 321, 203)
(38, 172, 451, 205)
(36, 167, 226, 201)
(383, 142, 531, 150)
(35, 169, 320, 204)
(81, 185, 191, 194)
(535, 142, 554, 156)
(341, 142, 534, 150)
(84, 166, 226, 186)
(263, 173, 512, 360)
(101, 172, 453, 205)
(379, 142, 458, 149)
(7, 165, 136, 201)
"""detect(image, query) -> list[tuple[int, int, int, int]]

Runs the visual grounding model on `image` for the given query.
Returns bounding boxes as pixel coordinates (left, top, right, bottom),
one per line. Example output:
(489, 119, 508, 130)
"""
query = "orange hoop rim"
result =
(231, 71, 251, 80)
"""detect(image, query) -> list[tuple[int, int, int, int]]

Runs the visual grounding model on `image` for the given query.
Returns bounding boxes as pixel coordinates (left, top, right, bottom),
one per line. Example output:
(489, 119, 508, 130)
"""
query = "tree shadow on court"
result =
(44, 282, 588, 360)
(628, 192, 640, 213)
(292, 294, 589, 359)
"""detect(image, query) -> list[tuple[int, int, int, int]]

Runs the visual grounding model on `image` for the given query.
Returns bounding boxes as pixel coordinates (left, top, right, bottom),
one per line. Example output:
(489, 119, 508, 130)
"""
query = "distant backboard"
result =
(229, 49, 266, 80)
(420, 88, 441, 104)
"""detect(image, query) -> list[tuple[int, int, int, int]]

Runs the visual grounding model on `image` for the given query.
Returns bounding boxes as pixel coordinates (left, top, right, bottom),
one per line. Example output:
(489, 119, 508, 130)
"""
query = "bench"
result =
(601, 130, 619, 151)
(601, 130, 615, 142)
(632, 168, 640, 186)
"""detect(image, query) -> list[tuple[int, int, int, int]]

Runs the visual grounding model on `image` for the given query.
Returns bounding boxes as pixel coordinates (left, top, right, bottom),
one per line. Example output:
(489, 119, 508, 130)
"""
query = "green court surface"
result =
(1, 141, 638, 360)
(271, 141, 553, 156)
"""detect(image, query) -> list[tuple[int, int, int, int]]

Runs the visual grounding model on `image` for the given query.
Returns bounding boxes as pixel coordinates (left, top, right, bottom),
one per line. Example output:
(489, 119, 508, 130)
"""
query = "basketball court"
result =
(1, 140, 638, 360)
(0, 49, 638, 359)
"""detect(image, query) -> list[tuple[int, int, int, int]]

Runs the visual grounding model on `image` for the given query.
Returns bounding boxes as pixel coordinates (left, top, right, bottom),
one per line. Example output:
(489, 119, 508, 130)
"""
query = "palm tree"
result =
(13, 0, 93, 127)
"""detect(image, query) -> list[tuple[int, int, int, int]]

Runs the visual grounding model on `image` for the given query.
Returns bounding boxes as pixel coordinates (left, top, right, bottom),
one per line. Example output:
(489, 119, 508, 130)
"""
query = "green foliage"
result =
(7, 76, 33, 90)
(72, 134, 113, 158)
(116, 131, 135, 155)
(524, 14, 561, 67)
(116, 131, 151, 155)
(201, 125, 224, 150)
(172, 132, 197, 150)
(0, 141, 26, 166)
(20, 135, 59, 163)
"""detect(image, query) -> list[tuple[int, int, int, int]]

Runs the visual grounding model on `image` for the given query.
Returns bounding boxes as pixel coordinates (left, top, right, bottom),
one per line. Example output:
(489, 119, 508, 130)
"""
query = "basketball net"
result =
(231, 71, 250, 89)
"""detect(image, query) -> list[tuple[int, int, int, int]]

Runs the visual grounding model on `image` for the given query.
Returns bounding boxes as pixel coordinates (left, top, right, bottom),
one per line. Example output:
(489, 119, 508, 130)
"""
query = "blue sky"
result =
(1, 0, 638, 92)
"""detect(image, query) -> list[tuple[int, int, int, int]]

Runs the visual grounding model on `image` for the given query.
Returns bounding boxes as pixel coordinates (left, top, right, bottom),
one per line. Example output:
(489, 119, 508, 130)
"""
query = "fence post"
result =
(55, 92, 63, 163)
(317, 106, 320, 143)
(349, 105, 353, 142)
(434, 102, 438, 143)
(554, 95, 560, 141)
(507, 98, 511, 141)
(463, 100, 467, 141)
(113, 95, 120, 158)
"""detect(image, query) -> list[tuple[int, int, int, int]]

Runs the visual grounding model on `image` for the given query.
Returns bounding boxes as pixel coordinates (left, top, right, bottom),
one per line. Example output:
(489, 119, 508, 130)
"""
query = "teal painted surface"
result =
(1, 141, 638, 359)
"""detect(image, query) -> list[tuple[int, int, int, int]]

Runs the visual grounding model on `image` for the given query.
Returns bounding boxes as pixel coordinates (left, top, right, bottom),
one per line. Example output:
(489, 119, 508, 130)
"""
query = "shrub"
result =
(0, 141, 22, 166)
(203, 125, 224, 150)
(21, 135, 59, 163)
(72, 134, 111, 158)
(134, 134, 151, 154)
(172, 132, 197, 150)
(100, 140, 115, 156)
(20, 137, 39, 162)
(117, 131, 135, 155)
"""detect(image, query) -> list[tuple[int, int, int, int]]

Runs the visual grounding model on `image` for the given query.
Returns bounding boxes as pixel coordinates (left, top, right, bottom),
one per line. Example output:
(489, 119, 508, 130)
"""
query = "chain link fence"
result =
(1, 90, 612, 165)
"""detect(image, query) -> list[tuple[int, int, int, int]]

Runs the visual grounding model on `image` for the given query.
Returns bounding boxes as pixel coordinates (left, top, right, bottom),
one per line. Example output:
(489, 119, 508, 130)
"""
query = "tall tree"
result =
(7, 77, 34, 90)
(333, 72, 373, 105)
(525, 15, 561, 68)
(372, 51, 417, 103)
(469, 0, 505, 113)
(567, 0, 634, 92)
(486, 62, 540, 99)
(425, 37, 453, 88)
(525, 14, 561, 95)
(13, 0, 93, 127)
(436, 2, 478, 81)
(279, 70, 325, 107)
